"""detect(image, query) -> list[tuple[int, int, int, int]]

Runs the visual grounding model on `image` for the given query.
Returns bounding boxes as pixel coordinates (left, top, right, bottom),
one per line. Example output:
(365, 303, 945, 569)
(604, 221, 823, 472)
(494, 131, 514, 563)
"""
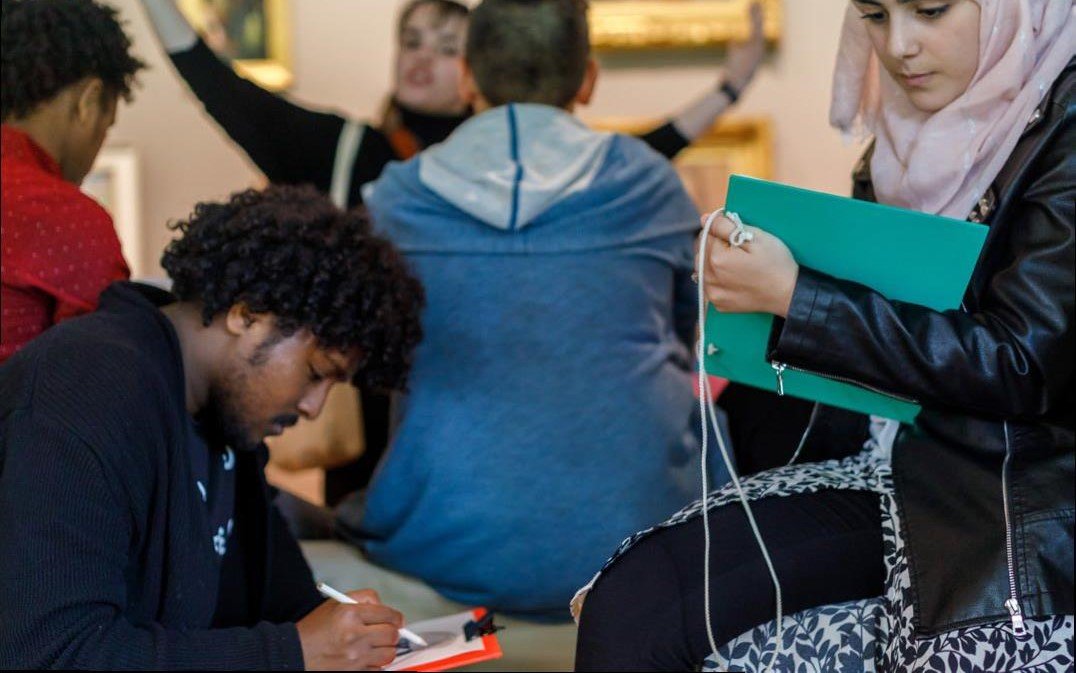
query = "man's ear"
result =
(224, 303, 259, 337)
(574, 58, 599, 107)
(73, 77, 106, 124)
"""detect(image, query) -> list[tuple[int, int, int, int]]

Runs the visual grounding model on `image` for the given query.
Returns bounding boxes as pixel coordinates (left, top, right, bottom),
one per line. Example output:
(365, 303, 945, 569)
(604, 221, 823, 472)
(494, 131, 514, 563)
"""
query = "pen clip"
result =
(463, 611, 503, 642)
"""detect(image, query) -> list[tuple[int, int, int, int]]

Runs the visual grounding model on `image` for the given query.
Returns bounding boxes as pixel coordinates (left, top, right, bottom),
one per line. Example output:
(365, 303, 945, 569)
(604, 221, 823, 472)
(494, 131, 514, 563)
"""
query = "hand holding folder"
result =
(702, 175, 989, 423)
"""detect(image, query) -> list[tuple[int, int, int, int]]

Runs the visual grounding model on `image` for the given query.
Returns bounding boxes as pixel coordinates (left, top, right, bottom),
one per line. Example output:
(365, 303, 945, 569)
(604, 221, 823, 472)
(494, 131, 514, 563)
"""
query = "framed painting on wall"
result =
(593, 116, 774, 212)
(82, 146, 145, 277)
(590, 0, 782, 50)
(177, 0, 293, 90)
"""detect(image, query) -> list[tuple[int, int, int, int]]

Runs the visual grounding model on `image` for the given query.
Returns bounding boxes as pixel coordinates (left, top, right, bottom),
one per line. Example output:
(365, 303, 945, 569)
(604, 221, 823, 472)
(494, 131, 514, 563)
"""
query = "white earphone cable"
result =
(697, 208, 783, 672)
(786, 402, 822, 468)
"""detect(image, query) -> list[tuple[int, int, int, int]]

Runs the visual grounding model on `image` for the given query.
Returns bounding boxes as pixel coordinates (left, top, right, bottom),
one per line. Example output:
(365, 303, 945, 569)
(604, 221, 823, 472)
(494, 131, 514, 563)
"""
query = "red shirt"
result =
(1, 125, 130, 363)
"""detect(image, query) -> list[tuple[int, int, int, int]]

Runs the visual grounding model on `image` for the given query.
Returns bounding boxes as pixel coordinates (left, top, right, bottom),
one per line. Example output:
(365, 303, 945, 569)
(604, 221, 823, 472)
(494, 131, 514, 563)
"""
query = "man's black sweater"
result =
(0, 283, 323, 669)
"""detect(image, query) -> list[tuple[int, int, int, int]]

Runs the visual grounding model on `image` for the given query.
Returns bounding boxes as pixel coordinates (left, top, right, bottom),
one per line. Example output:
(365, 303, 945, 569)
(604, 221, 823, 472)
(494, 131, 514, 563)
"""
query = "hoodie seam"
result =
(507, 103, 524, 231)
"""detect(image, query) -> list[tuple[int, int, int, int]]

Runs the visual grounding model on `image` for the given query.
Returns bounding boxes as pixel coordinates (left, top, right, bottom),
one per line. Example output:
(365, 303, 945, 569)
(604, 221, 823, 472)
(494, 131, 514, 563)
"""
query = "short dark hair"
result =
(465, 0, 590, 108)
(1, 0, 145, 120)
(161, 185, 425, 392)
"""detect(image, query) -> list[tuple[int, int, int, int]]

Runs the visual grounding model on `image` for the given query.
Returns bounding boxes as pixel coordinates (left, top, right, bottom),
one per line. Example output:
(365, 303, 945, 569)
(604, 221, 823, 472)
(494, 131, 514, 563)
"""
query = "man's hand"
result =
(699, 212, 798, 318)
(296, 589, 404, 671)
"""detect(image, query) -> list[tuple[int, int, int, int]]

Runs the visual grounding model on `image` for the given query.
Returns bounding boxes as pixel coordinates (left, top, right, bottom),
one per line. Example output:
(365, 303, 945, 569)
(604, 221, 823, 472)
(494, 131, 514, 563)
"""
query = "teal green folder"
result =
(703, 175, 989, 423)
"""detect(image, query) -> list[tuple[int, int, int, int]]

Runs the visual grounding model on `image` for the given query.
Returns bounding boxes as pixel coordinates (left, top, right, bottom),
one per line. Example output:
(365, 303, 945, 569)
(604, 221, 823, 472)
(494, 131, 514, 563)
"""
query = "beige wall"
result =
(104, 0, 867, 276)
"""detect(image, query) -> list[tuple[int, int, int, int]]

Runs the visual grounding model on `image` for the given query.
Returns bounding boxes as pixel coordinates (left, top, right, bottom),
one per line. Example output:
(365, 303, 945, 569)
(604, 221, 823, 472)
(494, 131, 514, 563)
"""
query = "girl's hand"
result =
(698, 212, 799, 317)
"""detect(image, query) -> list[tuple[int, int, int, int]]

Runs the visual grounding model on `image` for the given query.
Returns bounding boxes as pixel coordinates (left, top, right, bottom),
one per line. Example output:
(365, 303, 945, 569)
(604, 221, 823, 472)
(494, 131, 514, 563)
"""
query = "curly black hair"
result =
(161, 185, 425, 392)
(1, 0, 145, 120)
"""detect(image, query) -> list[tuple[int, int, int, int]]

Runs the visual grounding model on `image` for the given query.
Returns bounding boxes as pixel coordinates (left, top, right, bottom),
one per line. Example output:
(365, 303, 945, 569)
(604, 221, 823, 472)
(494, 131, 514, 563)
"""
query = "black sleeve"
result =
(0, 417, 305, 670)
(768, 118, 1074, 419)
(262, 500, 324, 623)
(168, 39, 346, 191)
(636, 122, 691, 160)
(345, 127, 398, 208)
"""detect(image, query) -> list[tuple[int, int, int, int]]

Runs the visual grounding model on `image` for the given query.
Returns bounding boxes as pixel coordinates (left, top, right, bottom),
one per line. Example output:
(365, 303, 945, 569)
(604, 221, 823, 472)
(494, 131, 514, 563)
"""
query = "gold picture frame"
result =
(590, 0, 782, 50)
(594, 117, 774, 211)
(177, 0, 293, 91)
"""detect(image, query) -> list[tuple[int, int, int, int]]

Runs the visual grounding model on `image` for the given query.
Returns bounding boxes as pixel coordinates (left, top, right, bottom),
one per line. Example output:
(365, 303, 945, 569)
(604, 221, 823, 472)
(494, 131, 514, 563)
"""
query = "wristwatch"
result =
(718, 79, 741, 104)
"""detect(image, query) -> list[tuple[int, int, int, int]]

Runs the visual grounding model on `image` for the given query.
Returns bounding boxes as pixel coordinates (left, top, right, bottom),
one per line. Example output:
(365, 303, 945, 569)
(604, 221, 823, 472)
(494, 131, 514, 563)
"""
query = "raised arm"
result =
(140, 0, 346, 190)
(637, 2, 766, 160)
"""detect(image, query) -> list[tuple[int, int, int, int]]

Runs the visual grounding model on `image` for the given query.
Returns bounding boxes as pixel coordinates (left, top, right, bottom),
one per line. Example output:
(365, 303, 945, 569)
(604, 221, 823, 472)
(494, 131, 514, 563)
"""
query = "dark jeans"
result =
(574, 489, 884, 672)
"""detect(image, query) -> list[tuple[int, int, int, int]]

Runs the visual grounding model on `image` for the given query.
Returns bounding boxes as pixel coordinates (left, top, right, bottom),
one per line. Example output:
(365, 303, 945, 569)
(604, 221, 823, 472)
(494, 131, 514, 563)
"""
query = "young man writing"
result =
(0, 186, 425, 669)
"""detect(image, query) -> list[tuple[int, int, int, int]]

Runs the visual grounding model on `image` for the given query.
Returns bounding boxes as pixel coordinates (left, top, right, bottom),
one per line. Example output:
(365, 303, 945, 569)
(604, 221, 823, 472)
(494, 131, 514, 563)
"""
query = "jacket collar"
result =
(1, 124, 63, 178)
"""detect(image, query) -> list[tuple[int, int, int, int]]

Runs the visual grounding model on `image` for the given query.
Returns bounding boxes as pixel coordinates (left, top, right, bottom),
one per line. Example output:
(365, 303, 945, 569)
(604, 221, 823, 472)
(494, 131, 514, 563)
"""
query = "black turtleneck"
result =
(396, 101, 471, 148)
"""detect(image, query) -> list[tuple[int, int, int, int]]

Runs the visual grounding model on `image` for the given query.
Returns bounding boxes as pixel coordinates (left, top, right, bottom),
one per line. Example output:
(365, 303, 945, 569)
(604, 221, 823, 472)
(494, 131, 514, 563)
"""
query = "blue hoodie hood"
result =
(416, 104, 612, 230)
(364, 104, 698, 256)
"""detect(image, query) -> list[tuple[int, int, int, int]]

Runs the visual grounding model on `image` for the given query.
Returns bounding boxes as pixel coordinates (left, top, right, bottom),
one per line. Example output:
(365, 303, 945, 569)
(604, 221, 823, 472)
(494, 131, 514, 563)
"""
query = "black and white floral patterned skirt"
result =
(571, 447, 1074, 672)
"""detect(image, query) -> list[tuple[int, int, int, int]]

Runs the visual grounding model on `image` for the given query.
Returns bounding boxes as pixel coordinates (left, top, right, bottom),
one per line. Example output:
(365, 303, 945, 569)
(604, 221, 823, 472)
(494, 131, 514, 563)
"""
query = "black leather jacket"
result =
(768, 59, 1074, 636)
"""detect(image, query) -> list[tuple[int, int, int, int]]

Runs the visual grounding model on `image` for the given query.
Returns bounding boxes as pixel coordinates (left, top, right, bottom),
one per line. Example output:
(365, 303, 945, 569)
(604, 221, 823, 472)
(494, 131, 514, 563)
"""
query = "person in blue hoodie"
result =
(344, 0, 705, 620)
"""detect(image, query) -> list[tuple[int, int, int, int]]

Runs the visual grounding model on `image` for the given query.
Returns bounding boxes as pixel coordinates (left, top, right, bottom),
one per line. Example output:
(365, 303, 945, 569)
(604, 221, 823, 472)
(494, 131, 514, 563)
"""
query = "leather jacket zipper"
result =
(771, 359, 1028, 634)
(949, 304, 1028, 634)
(1002, 422, 1027, 637)
(769, 361, 919, 404)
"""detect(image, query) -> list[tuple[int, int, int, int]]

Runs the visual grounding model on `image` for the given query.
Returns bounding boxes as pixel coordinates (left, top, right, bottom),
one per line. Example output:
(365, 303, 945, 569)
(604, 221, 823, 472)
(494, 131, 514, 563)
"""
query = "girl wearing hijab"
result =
(574, 1, 1074, 670)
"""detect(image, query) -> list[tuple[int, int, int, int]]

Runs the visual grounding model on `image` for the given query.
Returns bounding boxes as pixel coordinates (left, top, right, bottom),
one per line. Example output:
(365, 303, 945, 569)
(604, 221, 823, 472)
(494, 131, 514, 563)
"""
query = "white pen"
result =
(316, 581, 429, 648)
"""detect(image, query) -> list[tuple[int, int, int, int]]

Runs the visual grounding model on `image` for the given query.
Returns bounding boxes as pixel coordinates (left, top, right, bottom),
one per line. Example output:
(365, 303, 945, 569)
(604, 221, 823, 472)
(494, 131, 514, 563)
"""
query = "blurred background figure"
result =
(138, 0, 768, 506)
(1, 0, 144, 364)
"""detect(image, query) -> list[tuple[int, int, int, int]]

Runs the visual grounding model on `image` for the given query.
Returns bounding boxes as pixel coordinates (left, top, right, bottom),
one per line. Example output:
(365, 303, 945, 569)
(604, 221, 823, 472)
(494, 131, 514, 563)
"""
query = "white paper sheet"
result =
(386, 609, 489, 671)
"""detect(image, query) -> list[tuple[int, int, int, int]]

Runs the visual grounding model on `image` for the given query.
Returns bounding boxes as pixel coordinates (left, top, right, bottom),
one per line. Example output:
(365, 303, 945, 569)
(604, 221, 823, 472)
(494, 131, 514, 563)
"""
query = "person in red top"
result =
(1, 0, 145, 363)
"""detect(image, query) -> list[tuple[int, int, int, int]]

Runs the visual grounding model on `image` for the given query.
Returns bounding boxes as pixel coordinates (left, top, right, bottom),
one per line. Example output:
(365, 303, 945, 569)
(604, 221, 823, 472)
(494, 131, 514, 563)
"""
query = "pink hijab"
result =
(830, 0, 1074, 219)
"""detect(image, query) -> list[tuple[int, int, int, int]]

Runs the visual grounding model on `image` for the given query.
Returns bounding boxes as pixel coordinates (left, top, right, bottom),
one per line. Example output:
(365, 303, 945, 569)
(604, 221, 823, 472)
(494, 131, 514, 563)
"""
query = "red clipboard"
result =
(388, 608, 503, 672)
